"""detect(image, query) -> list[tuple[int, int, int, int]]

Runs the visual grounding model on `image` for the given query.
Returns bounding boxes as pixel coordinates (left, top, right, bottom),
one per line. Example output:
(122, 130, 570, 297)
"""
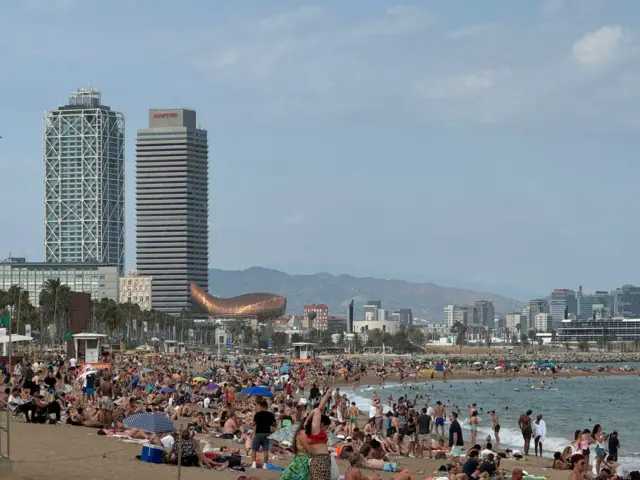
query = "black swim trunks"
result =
(522, 428, 532, 440)
(494, 424, 500, 433)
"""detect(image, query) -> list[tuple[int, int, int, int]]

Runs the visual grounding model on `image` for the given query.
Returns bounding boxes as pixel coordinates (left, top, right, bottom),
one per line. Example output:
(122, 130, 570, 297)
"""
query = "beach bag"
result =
(330, 455, 340, 480)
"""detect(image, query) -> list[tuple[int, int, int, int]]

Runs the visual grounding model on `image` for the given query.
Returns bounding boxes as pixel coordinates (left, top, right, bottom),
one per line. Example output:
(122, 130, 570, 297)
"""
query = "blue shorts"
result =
(435, 417, 445, 426)
(84, 388, 95, 395)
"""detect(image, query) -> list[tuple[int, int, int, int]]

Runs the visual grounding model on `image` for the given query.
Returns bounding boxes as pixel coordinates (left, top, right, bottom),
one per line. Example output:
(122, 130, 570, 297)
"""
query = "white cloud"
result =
(572, 26, 627, 66)
(159, 5, 640, 129)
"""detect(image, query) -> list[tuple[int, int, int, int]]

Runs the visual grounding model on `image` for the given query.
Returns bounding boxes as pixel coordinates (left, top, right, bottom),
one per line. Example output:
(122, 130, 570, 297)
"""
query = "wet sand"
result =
(7, 421, 566, 480)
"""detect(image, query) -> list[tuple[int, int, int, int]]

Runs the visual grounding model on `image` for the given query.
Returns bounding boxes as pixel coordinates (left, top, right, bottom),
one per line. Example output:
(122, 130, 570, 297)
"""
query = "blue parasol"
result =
(159, 386, 174, 393)
(123, 412, 176, 434)
(240, 386, 274, 397)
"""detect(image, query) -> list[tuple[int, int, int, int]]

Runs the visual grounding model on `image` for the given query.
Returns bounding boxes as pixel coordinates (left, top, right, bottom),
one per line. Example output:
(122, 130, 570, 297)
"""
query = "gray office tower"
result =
(136, 109, 209, 314)
(44, 88, 125, 273)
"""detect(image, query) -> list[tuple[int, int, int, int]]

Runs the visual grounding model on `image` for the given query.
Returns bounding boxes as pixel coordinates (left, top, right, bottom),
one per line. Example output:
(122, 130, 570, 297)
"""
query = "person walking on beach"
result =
(434, 401, 446, 438)
(490, 410, 500, 445)
(518, 409, 533, 456)
(533, 414, 546, 457)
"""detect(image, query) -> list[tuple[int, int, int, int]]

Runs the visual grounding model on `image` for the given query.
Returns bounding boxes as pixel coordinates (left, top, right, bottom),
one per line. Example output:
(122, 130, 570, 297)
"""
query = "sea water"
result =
(347, 374, 640, 470)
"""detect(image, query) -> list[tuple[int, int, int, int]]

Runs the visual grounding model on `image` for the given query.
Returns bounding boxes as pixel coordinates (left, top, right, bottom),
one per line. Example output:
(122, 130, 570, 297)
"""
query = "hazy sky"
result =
(1, 0, 639, 298)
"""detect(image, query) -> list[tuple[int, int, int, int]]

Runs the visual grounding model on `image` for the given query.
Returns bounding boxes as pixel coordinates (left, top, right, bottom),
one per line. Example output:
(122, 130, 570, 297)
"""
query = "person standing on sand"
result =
(489, 411, 500, 445)
(434, 401, 446, 438)
(98, 374, 115, 429)
(533, 414, 546, 458)
(518, 409, 533, 456)
(448, 411, 464, 458)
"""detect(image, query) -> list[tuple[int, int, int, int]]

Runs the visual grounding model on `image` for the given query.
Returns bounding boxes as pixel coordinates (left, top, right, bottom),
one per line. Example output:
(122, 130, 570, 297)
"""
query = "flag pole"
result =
(6, 307, 11, 462)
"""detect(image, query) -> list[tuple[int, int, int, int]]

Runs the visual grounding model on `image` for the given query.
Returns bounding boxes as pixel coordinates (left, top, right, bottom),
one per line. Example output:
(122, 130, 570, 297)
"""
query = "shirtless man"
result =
(518, 409, 533, 456)
(434, 401, 446, 438)
(348, 402, 360, 435)
(98, 374, 115, 429)
(490, 410, 500, 445)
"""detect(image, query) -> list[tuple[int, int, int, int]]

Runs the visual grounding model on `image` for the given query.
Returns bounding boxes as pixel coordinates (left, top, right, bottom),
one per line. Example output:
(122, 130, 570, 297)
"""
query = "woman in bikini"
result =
(469, 411, 479, 446)
(304, 388, 333, 480)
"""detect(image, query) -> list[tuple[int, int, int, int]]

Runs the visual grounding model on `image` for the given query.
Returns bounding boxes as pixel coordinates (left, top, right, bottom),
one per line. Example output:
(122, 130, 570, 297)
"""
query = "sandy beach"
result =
(6, 421, 566, 480)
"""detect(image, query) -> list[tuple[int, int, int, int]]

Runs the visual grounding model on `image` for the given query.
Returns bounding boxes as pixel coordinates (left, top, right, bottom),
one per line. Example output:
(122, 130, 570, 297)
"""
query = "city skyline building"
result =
(475, 300, 495, 327)
(44, 88, 125, 274)
(135, 109, 209, 315)
(549, 289, 577, 327)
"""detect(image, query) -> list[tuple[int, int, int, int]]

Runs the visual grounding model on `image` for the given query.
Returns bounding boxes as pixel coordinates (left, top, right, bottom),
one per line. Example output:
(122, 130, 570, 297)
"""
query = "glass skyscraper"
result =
(44, 88, 125, 274)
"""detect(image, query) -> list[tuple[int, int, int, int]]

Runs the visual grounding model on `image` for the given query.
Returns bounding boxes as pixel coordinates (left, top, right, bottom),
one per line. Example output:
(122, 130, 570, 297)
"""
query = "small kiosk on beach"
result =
(0, 328, 32, 363)
(72, 333, 107, 364)
(291, 342, 315, 364)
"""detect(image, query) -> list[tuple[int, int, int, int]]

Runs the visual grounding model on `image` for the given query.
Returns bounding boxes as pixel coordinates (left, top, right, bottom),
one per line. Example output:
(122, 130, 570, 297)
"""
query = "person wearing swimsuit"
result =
(469, 411, 479, 445)
(305, 389, 333, 480)
(434, 401, 446, 438)
(518, 409, 533, 456)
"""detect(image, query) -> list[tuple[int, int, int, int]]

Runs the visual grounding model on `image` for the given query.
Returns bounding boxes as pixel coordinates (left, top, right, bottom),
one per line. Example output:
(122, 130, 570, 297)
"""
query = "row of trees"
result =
(0, 280, 195, 346)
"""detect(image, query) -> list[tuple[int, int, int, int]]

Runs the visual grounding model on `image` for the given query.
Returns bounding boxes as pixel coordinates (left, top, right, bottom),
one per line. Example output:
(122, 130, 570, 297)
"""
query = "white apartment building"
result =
(119, 272, 153, 310)
(534, 313, 550, 332)
(444, 305, 467, 328)
(505, 313, 524, 333)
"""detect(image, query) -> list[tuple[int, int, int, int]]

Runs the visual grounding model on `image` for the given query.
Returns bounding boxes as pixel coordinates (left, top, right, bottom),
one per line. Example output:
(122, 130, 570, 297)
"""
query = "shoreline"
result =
(327, 368, 640, 388)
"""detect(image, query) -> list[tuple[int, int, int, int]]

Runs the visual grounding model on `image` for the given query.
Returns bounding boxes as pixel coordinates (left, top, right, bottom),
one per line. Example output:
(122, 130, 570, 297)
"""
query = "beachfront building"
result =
(557, 318, 640, 342)
(303, 304, 329, 330)
(0, 256, 118, 306)
(534, 313, 550, 332)
(398, 308, 413, 326)
(549, 289, 577, 327)
(136, 109, 209, 315)
(353, 318, 402, 334)
(44, 88, 125, 275)
(577, 286, 613, 320)
(504, 313, 524, 333)
(611, 285, 640, 318)
(119, 272, 153, 310)
(444, 305, 467, 328)
(475, 300, 495, 327)
(527, 299, 549, 330)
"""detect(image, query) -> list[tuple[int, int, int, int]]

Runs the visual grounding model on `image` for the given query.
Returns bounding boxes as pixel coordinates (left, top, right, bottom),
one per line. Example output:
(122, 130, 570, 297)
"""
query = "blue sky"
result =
(1, 0, 640, 299)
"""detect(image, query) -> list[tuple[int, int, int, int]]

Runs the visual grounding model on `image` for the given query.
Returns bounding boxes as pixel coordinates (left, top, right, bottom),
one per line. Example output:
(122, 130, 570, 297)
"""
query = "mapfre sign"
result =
(154, 112, 178, 118)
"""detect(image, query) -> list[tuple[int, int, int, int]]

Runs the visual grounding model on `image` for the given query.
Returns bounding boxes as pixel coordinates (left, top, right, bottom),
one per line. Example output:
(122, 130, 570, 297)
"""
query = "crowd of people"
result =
(0, 350, 631, 480)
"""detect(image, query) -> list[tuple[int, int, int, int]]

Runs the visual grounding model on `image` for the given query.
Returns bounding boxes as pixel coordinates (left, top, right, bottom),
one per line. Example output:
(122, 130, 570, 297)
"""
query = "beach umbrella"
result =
(206, 383, 219, 391)
(193, 377, 207, 382)
(124, 412, 175, 434)
(240, 386, 274, 397)
(159, 386, 174, 393)
(280, 365, 290, 373)
(141, 368, 154, 374)
(269, 423, 342, 446)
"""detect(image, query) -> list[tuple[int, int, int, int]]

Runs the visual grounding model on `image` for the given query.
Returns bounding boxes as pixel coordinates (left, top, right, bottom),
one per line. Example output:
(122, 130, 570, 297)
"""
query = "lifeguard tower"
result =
(164, 340, 181, 355)
(72, 333, 108, 365)
(291, 342, 315, 364)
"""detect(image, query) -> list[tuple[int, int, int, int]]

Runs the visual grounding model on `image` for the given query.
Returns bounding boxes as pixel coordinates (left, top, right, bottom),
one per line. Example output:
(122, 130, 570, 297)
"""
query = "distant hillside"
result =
(207, 267, 519, 320)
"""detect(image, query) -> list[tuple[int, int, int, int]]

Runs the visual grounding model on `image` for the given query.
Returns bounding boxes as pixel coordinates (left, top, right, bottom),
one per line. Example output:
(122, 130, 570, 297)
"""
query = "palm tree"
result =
(39, 278, 62, 345)
(450, 321, 467, 353)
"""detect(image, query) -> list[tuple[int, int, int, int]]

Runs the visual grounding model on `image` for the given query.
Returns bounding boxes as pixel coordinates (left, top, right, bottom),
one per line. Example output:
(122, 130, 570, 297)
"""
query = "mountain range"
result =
(208, 267, 521, 320)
